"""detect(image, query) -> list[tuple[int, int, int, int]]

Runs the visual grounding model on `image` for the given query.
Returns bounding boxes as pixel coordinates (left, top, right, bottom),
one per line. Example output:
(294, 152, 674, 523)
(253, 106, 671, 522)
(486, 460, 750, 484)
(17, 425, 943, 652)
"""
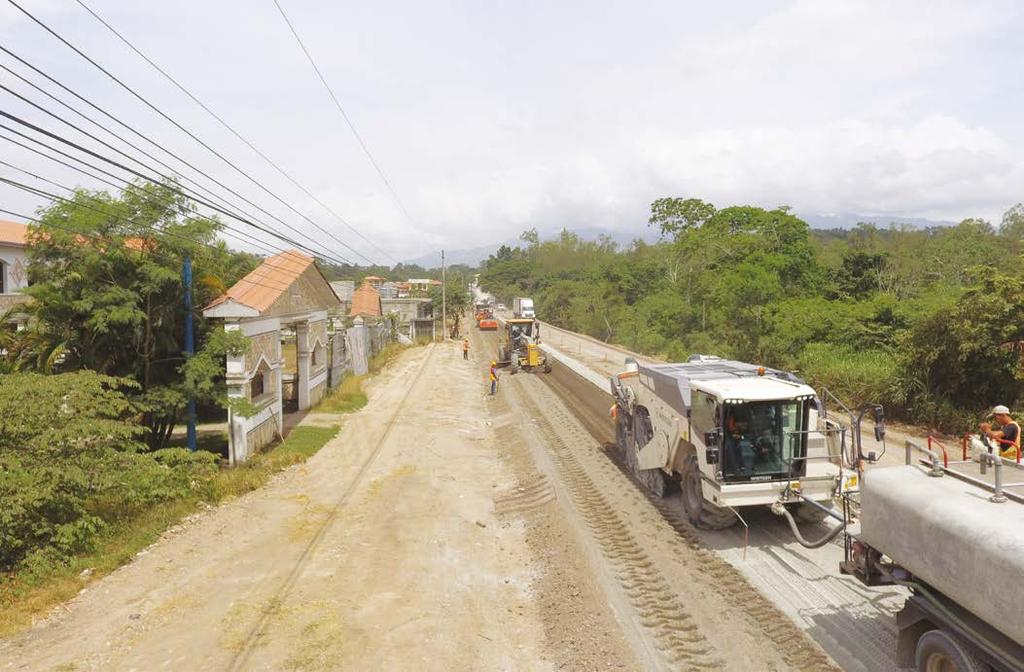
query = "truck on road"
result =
(610, 355, 851, 529)
(841, 441, 1024, 672)
(512, 297, 535, 318)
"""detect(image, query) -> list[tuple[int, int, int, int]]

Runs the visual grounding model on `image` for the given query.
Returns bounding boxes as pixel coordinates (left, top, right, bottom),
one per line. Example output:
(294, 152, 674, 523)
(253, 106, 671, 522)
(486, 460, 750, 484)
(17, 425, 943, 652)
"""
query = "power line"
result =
(72, 0, 398, 265)
(0, 51, 358, 266)
(4, 0, 379, 266)
(0, 134, 286, 257)
(0, 156, 284, 258)
(0, 127, 293, 258)
(0, 59, 265, 232)
(271, 0, 416, 227)
(0, 196, 296, 295)
(0, 109, 355, 267)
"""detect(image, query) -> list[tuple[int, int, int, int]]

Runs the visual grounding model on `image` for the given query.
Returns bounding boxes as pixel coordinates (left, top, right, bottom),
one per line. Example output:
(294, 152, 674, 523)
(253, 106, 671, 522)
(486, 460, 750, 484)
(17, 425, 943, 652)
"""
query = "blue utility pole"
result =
(183, 255, 197, 452)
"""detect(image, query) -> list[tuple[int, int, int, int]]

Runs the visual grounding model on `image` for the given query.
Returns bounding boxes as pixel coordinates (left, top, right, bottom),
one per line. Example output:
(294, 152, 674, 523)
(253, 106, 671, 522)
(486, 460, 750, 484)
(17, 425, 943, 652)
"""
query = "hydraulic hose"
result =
(771, 502, 846, 548)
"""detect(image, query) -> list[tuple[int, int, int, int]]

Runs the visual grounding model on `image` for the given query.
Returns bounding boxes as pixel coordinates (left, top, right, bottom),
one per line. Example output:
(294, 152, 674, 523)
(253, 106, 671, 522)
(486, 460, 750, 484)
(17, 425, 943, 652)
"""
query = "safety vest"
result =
(1001, 421, 1021, 459)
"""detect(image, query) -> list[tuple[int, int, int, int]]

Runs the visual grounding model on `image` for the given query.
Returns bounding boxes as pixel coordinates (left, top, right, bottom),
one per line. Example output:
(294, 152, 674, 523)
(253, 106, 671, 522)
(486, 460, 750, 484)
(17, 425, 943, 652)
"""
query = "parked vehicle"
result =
(512, 297, 535, 318)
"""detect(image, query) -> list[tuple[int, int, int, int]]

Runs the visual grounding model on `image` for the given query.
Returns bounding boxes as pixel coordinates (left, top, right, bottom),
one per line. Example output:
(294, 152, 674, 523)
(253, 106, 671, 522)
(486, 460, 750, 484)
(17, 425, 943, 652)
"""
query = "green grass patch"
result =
(319, 375, 368, 414)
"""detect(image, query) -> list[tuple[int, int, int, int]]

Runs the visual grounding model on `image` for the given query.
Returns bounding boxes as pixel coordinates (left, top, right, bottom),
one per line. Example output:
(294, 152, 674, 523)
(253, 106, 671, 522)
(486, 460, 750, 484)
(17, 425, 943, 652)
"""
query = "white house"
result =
(0, 220, 29, 327)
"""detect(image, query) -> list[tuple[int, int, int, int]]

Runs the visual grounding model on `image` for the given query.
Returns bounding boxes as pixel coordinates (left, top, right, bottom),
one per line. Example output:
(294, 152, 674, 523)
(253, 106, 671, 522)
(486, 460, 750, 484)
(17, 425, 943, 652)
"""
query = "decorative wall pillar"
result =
(296, 320, 311, 411)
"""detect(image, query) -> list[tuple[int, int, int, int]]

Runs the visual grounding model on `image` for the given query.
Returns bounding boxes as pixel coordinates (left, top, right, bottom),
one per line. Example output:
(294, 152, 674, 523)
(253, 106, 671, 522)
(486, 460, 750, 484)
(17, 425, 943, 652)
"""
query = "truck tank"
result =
(858, 464, 1024, 645)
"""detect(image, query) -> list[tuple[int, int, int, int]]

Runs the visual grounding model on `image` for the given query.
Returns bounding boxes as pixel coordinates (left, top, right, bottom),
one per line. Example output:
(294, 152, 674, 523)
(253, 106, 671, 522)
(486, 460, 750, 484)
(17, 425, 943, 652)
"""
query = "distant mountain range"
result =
(405, 213, 958, 268)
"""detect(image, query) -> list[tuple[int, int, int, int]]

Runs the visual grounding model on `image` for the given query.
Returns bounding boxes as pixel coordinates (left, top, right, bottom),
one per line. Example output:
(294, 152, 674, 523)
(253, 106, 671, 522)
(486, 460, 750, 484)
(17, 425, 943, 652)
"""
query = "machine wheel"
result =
(914, 629, 983, 672)
(680, 454, 737, 530)
(632, 409, 668, 498)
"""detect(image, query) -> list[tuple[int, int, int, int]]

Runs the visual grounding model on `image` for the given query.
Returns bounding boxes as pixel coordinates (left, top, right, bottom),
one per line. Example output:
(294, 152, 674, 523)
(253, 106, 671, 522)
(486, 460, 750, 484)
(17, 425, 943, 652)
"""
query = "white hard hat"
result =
(991, 405, 1011, 415)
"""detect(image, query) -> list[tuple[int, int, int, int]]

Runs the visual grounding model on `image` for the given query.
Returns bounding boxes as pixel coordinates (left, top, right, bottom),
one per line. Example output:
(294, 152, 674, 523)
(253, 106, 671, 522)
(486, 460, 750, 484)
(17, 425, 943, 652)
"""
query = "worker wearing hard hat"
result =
(979, 405, 1021, 460)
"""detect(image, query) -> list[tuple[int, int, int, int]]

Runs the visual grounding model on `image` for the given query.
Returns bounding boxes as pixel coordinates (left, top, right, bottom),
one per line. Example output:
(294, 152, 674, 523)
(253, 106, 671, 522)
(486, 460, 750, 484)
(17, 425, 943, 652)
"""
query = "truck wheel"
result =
(915, 629, 983, 672)
(680, 454, 737, 530)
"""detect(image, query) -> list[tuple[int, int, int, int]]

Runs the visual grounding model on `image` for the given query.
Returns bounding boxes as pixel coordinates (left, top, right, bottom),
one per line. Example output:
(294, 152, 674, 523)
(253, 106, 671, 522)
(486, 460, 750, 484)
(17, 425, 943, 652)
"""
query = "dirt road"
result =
(0, 343, 639, 671)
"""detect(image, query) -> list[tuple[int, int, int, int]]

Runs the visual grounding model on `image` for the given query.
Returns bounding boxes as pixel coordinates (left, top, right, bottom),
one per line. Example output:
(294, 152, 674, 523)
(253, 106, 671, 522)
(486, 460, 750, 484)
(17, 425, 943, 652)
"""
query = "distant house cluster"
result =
(329, 274, 440, 342)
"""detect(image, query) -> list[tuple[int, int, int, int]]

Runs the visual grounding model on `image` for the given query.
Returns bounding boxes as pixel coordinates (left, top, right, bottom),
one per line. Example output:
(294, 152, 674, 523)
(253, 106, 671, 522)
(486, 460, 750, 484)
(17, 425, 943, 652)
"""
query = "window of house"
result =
(0, 260, 6, 294)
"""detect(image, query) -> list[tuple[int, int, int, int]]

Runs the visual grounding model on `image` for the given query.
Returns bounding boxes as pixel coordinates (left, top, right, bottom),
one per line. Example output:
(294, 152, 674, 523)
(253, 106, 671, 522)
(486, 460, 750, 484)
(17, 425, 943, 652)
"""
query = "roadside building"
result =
(381, 297, 432, 337)
(204, 250, 341, 464)
(363, 275, 386, 291)
(407, 278, 442, 295)
(379, 281, 399, 299)
(350, 280, 383, 319)
(329, 280, 354, 316)
(0, 220, 30, 330)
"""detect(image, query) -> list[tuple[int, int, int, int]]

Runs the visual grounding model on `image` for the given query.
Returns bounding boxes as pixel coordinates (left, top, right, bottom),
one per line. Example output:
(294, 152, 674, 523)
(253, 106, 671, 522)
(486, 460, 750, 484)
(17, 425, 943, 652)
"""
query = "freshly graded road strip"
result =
(534, 330, 909, 672)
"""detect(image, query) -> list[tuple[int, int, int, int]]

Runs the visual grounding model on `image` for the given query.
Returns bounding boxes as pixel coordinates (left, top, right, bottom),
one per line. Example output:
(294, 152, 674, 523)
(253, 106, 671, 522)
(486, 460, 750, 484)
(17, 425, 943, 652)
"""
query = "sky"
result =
(1, 0, 1022, 265)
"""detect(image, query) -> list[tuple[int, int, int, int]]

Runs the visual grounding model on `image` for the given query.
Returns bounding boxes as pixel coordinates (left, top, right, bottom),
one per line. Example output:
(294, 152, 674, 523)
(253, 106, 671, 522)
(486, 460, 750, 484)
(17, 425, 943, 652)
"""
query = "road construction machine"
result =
(609, 355, 855, 529)
(496, 316, 551, 374)
(840, 437, 1024, 672)
(475, 303, 497, 330)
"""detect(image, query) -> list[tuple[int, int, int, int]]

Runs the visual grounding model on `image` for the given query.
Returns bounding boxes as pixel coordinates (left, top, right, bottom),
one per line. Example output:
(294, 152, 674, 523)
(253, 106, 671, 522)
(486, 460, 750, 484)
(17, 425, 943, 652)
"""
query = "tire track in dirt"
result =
(511, 382, 722, 671)
(225, 345, 437, 672)
(516, 371, 841, 672)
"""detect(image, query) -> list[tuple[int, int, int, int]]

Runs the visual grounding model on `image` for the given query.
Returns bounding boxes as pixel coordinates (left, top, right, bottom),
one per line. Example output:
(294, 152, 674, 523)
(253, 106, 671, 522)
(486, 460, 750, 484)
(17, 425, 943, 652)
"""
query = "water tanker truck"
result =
(609, 355, 854, 529)
(841, 439, 1024, 672)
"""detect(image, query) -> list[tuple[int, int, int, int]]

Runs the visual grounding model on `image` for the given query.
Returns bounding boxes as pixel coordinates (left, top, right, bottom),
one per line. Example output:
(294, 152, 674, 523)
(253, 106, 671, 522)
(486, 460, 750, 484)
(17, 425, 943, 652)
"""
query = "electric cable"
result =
(271, 0, 415, 230)
(0, 158, 284, 258)
(0, 69, 354, 265)
(0, 109, 354, 267)
(4, 1, 380, 266)
(72, 0, 397, 264)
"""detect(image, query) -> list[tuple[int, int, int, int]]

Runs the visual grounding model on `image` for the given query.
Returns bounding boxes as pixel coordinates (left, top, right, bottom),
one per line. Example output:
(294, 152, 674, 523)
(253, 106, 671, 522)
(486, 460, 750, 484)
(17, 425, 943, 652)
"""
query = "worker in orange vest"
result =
(489, 360, 498, 395)
(462, 337, 470, 360)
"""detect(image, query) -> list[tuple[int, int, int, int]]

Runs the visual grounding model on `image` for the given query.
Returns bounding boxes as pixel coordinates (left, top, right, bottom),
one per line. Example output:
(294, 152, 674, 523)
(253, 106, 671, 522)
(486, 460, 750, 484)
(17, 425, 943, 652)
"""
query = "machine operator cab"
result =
(689, 375, 828, 489)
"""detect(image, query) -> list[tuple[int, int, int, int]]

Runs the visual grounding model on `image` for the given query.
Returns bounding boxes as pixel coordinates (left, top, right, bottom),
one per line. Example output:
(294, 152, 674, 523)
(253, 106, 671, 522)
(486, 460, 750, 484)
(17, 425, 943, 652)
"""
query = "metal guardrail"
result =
(905, 438, 1024, 504)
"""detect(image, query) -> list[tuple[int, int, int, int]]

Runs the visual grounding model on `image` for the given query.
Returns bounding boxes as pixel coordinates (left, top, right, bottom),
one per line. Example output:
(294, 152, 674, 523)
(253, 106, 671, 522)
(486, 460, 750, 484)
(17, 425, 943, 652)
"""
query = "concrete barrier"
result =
(539, 343, 609, 392)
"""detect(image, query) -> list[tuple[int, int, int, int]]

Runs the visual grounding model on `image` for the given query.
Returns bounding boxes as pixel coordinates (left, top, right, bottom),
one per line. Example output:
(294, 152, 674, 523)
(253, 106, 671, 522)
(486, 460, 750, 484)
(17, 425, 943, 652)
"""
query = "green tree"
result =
(12, 181, 258, 449)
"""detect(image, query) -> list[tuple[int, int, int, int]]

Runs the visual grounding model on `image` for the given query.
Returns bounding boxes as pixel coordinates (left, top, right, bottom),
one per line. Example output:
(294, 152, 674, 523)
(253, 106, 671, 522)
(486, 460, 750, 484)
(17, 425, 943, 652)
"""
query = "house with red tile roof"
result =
(0, 220, 30, 325)
(349, 280, 382, 318)
(204, 250, 341, 464)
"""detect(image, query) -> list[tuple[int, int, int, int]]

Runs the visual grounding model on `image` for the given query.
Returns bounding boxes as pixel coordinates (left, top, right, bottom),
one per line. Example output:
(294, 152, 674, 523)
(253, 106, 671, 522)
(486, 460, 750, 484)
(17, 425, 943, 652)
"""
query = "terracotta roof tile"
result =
(0, 220, 28, 246)
(349, 281, 382, 317)
(208, 250, 314, 312)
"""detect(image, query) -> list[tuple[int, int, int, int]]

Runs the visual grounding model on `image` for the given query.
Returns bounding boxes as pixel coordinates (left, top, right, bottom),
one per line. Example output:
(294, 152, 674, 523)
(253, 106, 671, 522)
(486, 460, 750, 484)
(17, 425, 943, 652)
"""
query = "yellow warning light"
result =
(757, 366, 766, 376)
(610, 404, 618, 421)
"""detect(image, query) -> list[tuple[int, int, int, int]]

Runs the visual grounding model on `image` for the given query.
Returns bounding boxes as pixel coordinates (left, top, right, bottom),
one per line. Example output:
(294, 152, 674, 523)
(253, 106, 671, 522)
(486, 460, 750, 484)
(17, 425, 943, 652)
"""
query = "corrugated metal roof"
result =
(207, 250, 314, 312)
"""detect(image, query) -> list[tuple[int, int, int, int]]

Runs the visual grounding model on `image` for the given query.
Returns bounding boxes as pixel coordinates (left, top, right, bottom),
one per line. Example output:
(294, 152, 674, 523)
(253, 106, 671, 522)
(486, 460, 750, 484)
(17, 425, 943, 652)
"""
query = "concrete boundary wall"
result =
(540, 343, 610, 392)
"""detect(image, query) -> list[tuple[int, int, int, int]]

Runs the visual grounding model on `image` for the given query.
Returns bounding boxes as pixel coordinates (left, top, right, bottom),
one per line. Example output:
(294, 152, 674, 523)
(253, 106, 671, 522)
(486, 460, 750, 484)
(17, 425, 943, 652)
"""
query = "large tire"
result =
(632, 409, 668, 497)
(915, 629, 984, 672)
(680, 454, 737, 530)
